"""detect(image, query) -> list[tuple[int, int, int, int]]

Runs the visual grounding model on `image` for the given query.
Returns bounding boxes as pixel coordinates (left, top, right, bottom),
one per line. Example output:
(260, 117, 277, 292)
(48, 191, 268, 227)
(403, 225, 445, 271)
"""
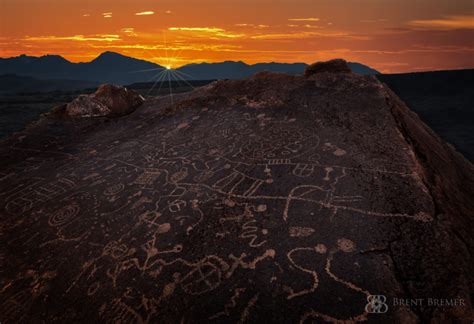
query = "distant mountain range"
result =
(0, 74, 99, 94)
(0, 51, 379, 85)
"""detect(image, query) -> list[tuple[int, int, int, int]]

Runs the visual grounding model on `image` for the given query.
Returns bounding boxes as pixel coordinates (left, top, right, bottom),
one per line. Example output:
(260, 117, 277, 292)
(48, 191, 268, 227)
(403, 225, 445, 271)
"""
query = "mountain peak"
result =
(40, 54, 70, 63)
(93, 51, 126, 61)
(99, 51, 123, 57)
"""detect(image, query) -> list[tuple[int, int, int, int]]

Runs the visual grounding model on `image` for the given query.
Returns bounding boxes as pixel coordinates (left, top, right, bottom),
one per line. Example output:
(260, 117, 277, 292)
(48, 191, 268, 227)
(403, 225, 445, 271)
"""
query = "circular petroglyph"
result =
(180, 257, 225, 295)
(103, 184, 125, 196)
(48, 204, 80, 227)
(103, 241, 129, 259)
(337, 238, 355, 253)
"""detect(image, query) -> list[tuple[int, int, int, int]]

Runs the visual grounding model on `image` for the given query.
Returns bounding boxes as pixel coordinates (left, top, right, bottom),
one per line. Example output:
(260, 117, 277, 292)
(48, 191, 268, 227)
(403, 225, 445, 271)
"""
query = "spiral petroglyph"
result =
(48, 204, 80, 227)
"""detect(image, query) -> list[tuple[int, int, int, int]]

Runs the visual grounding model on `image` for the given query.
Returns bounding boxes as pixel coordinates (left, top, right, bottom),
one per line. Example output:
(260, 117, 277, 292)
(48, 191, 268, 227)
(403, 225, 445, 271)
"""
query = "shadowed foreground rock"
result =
(58, 84, 144, 117)
(0, 65, 473, 323)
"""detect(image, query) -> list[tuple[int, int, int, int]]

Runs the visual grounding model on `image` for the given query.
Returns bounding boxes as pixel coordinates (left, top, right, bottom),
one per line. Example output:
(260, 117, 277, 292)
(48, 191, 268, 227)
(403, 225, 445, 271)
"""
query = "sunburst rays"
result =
(129, 32, 196, 104)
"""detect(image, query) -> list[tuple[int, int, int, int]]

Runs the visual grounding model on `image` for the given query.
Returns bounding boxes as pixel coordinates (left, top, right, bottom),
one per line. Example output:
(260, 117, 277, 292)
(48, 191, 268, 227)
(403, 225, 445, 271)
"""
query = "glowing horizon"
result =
(1, 0, 473, 73)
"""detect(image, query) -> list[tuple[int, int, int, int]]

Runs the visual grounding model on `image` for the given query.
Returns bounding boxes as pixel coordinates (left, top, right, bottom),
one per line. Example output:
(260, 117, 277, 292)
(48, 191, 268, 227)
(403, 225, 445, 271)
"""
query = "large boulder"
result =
(304, 58, 352, 78)
(65, 84, 144, 117)
(1, 69, 473, 323)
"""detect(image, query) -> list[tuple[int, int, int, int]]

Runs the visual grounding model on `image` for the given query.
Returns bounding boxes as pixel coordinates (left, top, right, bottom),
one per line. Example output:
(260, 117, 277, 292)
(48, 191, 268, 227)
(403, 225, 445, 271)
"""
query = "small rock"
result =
(65, 84, 145, 117)
(304, 59, 352, 78)
(65, 95, 111, 117)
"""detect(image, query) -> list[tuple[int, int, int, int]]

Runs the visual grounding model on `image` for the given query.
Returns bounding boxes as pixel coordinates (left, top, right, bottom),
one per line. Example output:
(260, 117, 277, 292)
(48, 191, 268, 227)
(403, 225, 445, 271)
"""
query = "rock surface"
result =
(304, 58, 352, 77)
(0, 67, 473, 323)
(63, 84, 144, 117)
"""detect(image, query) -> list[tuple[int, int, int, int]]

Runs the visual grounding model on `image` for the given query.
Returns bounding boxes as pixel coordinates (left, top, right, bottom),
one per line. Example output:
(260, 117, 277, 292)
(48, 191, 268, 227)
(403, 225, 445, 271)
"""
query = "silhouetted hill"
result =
(176, 61, 378, 79)
(75, 52, 161, 84)
(378, 69, 474, 160)
(0, 74, 99, 94)
(0, 54, 72, 79)
(348, 62, 380, 75)
(0, 52, 164, 84)
(0, 52, 379, 84)
(177, 61, 250, 80)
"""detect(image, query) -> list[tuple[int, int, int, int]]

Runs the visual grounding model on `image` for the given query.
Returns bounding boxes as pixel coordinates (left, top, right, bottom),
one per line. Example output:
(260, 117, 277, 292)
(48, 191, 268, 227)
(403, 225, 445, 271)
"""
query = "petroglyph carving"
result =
(48, 204, 80, 227)
(289, 227, 315, 237)
(0, 75, 446, 323)
(5, 178, 75, 214)
(103, 184, 125, 196)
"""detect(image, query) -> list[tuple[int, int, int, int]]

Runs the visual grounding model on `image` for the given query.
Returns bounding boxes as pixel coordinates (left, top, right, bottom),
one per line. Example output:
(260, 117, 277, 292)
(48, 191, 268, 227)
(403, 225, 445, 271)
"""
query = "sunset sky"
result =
(0, 0, 473, 72)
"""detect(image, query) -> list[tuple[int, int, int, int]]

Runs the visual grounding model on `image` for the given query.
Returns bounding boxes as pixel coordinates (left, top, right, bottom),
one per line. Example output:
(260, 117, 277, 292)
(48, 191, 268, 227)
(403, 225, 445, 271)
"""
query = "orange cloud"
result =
(250, 31, 352, 40)
(120, 28, 137, 36)
(168, 27, 244, 38)
(303, 24, 321, 29)
(235, 24, 269, 28)
(409, 15, 474, 29)
(288, 18, 320, 22)
(135, 11, 155, 16)
(23, 34, 121, 42)
(1, 0, 473, 73)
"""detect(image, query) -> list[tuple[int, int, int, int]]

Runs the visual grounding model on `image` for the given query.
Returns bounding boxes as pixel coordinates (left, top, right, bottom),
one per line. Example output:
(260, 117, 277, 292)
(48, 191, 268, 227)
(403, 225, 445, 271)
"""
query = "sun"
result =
(166, 65, 172, 70)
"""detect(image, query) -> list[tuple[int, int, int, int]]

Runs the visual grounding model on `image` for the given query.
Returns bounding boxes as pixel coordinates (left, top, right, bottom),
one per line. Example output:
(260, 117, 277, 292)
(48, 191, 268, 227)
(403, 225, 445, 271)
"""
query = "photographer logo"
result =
(365, 295, 389, 314)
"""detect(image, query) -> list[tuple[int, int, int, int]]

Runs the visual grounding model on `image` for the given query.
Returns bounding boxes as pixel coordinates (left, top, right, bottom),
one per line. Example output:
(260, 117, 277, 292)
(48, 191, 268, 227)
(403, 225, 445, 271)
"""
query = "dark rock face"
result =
(304, 59, 352, 77)
(0, 69, 472, 323)
(64, 84, 144, 117)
